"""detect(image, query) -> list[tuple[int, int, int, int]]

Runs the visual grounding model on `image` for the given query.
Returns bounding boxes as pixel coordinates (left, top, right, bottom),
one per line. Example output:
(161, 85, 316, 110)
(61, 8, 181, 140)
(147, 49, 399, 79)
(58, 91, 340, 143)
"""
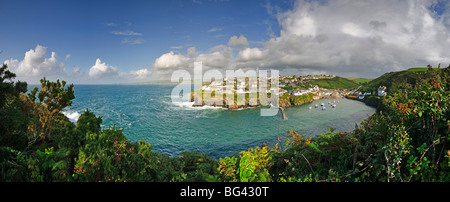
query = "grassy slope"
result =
(360, 68, 439, 93)
(309, 76, 359, 90)
(350, 78, 373, 84)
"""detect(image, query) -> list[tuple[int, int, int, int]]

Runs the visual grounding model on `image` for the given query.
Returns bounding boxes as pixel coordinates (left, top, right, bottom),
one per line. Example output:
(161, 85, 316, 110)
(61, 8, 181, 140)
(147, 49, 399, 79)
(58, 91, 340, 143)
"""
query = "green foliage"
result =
(178, 151, 218, 182)
(238, 147, 272, 182)
(351, 78, 373, 84)
(217, 155, 239, 182)
(76, 108, 102, 135)
(28, 77, 75, 113)
(279, 93, 314, 108)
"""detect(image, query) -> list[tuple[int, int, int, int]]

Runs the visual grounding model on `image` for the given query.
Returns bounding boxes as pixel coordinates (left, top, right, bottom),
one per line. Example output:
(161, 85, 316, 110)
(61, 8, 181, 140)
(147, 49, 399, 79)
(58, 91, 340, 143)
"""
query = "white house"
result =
(378, 86, 387, 96)
(313, 85, 319, 91)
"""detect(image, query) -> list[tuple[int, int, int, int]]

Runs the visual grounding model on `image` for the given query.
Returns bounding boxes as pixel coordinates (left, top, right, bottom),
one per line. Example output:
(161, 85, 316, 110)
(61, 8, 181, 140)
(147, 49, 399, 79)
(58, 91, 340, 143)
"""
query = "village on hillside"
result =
(195, 75, 356, 106)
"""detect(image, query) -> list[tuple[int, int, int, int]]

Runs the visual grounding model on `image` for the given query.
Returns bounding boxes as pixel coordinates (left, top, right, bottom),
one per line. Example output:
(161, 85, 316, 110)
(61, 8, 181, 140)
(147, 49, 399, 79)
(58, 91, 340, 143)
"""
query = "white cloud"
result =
(111, 30, 143, 36)
(104, 22, 118, 27)
(151, 51, 191, 77)
(227, 35, 249, 48)
(195, 45, 233, 69)
(153, 51, 190, 69)
(3, 45, 66, 78)
(187, 47, 197, 57)
(73, 66, 81, 74)
(122, 37, 145, 45)
(207, 27, 223, 32)
(65, 54, 71, 61)
(150, 45, 233, 79)
(88, 58, 119, 78)
(129, 68, 151, 79)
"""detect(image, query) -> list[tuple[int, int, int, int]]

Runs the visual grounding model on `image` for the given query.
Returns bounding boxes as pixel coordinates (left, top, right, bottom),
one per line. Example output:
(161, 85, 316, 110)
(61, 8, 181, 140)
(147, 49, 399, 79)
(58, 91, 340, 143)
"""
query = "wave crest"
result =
(62, 111, 81, 123)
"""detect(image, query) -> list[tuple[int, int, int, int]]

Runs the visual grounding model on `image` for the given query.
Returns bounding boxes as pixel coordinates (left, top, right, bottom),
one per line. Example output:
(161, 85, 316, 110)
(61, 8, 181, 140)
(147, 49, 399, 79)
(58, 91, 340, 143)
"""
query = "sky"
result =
(1, 0, 450, 84)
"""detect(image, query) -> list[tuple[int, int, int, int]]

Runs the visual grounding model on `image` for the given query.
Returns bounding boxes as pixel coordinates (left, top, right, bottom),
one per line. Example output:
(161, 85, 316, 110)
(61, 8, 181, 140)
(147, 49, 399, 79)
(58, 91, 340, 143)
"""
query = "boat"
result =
(309, 106, 312, 110)
(314, 104, 318, 108)
(332, 104, 336, 108)
(321, 103, 324, 106)
(322, 107, 326, 110)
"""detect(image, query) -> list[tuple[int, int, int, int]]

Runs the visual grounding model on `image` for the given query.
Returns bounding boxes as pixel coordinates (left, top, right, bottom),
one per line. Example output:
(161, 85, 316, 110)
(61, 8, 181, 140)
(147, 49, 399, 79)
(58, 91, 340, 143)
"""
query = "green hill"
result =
(359, 67, 441, 93)
(309, 76, 359, 90)
(350, 78, 373, 84)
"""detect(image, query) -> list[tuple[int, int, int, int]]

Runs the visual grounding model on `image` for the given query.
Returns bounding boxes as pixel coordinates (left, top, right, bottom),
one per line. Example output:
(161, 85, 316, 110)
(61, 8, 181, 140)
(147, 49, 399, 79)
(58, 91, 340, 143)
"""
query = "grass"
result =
(351, 78, 373, 83)
(406, 67, 428, 72)
(309, 76, 359, 90)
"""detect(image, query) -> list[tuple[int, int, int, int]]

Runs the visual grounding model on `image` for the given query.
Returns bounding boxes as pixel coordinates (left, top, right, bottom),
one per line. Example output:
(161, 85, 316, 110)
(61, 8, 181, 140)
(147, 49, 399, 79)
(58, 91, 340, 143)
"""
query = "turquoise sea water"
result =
(34, 84, 375, 159)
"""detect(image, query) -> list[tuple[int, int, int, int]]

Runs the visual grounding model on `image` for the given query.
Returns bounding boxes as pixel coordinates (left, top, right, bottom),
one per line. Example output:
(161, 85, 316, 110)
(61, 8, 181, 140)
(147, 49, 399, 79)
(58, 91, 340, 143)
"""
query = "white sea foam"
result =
(62, 111, 81, 123)
(172, 101, 225, 110)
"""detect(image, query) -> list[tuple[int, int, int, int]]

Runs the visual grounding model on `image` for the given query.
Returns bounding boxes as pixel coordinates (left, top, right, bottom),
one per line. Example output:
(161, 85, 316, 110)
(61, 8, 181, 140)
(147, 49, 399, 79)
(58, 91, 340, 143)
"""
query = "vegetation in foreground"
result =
(0, 64, 449, 182)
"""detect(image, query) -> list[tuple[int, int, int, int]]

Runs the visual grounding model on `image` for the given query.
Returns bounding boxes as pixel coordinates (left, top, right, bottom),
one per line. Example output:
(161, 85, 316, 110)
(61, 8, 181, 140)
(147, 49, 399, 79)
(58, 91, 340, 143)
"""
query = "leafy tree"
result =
(27, 77, 74, 113)
(76, 108, 102, 135)
(0, 64, 27, 108)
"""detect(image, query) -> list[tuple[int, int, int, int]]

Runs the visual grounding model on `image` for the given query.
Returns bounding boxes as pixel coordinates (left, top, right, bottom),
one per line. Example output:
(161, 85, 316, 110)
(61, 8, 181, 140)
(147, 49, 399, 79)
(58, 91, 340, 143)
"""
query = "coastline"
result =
(189, 90, 346, 111)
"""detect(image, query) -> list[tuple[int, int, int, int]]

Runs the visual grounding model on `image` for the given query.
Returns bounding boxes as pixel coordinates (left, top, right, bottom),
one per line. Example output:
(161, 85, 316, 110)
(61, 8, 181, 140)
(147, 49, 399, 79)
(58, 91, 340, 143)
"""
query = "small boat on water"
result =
(322, 107, 326, 110)
(321, 103, 324, 106)
(315, 104, 318, 108)
(332, 104, 336, 108)
(309, 106, 312, 110)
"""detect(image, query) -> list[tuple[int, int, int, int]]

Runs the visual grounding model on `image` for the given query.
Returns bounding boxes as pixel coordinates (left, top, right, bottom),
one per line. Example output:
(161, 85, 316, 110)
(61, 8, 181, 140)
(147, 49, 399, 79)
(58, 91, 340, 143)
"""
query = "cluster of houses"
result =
(200, 77, 283, 95)
(200, 75, 347, 100)
(279, 75, 336, 82)
(347, 86, 387, 100)
(288, 85, 319, 96)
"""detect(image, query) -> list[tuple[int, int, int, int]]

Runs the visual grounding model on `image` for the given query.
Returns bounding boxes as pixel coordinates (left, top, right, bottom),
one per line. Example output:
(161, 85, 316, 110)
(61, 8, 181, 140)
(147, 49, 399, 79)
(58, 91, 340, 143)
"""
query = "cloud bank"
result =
(150, 0, 450, 79)
(4, 45, 66, 82)
(3, 45, 152, 84)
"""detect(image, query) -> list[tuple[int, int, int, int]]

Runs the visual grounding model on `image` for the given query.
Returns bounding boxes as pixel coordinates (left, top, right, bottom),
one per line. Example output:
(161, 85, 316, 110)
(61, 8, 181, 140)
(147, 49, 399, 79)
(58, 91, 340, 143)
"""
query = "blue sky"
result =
(1, 0, 285, 78)
(1, 0, 450, 84)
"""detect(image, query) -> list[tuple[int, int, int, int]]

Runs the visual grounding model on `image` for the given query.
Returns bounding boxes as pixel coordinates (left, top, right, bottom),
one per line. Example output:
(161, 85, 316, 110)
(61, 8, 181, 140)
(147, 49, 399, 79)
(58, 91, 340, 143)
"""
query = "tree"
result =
(76, 109, 102, 135)
(28, 77, 75, 113)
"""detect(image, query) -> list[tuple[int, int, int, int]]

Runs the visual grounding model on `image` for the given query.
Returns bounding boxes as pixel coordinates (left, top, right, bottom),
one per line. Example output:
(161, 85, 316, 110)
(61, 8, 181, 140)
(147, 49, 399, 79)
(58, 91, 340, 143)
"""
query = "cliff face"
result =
(279, 95, 292, 108)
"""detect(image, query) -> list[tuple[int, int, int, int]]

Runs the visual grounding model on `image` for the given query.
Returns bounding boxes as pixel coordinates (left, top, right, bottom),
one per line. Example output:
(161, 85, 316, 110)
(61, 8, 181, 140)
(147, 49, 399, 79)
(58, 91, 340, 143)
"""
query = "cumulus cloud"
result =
(129, 68, 151, 79)
(150, 45, 233, 79)
(3, 45, 66, 78)
(147, 0, 450, 81)
(187, 47, 197, 57)
(151, 51, 192, 77)
(235, 0, 450, 77)
(88, 58, 119, 78)
(227, 35, 249, 48)
(195, 45, 233, 69)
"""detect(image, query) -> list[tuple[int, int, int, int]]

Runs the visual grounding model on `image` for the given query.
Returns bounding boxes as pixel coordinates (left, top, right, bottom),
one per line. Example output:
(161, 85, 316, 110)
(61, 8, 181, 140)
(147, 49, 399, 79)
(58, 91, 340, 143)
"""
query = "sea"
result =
(29, 84, 376, 159)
